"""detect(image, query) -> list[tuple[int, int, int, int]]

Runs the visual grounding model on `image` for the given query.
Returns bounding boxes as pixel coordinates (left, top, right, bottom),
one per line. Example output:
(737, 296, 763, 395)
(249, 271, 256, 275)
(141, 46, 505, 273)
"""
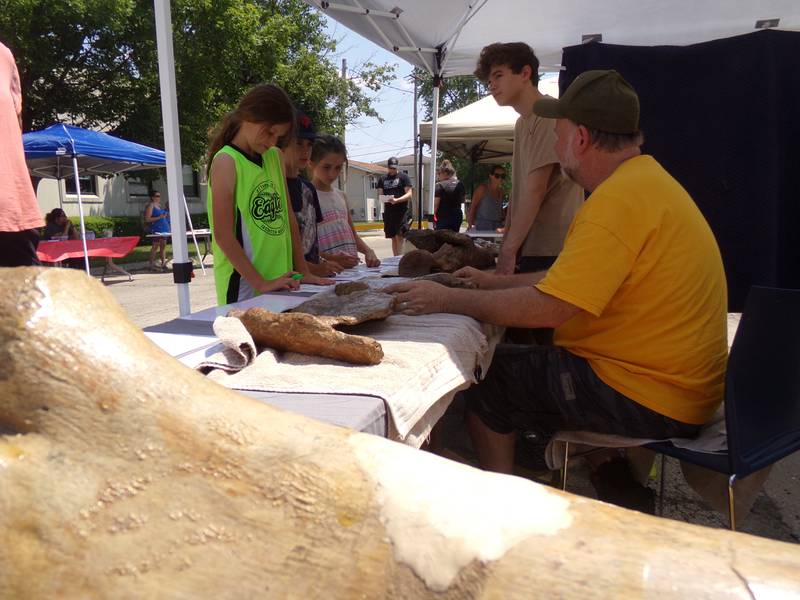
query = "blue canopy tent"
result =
(23, 124, 203, 278)
(24, 123, 166, 180)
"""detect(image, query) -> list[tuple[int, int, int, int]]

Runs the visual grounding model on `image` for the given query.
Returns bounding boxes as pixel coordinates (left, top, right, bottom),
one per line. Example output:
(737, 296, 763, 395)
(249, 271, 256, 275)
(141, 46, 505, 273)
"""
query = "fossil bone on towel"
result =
(2, 268, 800, 599)
(229, 307, 383, 366)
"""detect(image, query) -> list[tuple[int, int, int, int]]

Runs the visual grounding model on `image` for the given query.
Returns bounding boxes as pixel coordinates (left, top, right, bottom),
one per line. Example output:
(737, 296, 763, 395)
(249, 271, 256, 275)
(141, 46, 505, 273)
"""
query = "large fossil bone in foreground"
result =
(1, 268, 799, 599)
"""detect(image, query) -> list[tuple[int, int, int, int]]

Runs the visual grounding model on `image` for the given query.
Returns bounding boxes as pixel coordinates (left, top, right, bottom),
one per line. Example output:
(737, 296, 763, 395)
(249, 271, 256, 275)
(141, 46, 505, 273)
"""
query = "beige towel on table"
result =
(198, 314, 502, 446)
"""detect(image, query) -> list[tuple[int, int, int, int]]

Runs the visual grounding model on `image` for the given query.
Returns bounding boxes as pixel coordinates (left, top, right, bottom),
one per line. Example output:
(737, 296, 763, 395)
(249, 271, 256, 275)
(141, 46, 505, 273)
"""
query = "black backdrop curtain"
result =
(560, 30, 800, 311)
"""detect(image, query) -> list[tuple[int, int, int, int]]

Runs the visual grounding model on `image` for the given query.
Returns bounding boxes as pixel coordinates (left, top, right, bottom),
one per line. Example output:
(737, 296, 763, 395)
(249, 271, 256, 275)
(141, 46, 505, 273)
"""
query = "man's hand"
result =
(494, 249, 517, 275)
(453, 266, 493, 289)
(385, 280, 448, 316)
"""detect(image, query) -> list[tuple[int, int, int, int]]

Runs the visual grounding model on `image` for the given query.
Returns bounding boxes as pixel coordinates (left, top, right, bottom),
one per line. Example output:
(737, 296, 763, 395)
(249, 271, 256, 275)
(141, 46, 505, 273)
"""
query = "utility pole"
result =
(340, 58, 347, 192)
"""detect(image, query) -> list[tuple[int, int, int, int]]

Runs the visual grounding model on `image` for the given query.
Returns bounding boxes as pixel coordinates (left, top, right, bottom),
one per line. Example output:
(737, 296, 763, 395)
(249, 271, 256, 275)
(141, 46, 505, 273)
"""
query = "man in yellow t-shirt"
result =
(386, 70, 728, 513)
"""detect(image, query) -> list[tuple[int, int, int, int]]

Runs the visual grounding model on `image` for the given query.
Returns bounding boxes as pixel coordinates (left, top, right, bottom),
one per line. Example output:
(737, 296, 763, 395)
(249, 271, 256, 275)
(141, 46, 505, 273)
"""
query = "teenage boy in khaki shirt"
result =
(475, 42, 583, 275)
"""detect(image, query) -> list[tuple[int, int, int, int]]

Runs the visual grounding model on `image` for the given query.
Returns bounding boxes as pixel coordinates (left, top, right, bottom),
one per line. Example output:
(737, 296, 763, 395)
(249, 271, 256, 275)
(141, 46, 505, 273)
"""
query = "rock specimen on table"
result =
(400, 229, 496, 277)
(3, 267, 800, 599)
(403, 229, 442, 252)
(399, 240, 496, 277)
(415, 272, 478, 289)
(291, 285, 395, 326)
(397, 249, 439, 277)
(230, 306, 383, 365)
(334, 281, 370, 296)
(405, 229, 478, 251)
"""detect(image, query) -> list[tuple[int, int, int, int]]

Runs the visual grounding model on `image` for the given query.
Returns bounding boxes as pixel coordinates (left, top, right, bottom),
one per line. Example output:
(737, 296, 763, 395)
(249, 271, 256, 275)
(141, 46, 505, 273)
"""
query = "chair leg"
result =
(657, 454, 666, 517)
(727, 474, 737, 531)
(561, 441, 570, 491)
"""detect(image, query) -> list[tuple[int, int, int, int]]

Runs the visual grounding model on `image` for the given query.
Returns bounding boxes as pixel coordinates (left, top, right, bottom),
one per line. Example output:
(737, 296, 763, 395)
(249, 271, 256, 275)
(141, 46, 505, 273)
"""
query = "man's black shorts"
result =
(463, 344, 700, 440)
(383, 202, 411, 238)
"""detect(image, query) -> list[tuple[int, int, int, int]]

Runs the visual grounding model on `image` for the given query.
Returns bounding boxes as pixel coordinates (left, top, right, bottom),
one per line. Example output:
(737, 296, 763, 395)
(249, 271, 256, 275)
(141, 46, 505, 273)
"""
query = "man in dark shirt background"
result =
(377, 156, 413, 256)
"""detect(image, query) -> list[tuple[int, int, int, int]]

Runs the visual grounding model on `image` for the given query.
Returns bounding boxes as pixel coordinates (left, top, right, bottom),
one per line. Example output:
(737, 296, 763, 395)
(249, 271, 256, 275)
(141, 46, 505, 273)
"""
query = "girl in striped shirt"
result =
(310, 135, 380, 269)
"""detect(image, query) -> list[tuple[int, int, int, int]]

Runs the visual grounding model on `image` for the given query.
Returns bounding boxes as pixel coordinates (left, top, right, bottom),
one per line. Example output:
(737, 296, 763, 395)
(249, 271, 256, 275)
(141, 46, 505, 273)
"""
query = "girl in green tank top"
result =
(206, 84, 332, 306)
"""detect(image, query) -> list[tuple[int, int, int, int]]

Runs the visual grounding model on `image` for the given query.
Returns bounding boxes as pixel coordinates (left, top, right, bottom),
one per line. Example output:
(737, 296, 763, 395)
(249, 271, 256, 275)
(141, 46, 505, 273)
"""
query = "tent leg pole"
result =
(57, 176, 65, 210)
(427, 82, 441, 227)
(154, 0, 191, 316)
(71, 157, 91, 276)
(413, 73, 421, 230)
(183, 194, 205, 275)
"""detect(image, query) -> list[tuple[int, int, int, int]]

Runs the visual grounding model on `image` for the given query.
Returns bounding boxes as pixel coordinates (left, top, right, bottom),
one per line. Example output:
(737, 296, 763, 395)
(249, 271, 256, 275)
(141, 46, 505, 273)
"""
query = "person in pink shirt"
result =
(0, 41, 43, 267)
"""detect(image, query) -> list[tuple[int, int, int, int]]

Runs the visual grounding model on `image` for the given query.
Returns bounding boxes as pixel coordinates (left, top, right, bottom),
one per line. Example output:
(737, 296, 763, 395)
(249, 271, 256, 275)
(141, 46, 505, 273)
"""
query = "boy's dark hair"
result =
(474, 42, 540, 85)
(311, 134, 347, 163)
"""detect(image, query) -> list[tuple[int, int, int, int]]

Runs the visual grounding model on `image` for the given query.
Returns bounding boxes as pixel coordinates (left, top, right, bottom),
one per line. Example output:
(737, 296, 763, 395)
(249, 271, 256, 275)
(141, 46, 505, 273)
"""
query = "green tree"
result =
(414, 68, 486, 122)
(1, 0, 395, 166)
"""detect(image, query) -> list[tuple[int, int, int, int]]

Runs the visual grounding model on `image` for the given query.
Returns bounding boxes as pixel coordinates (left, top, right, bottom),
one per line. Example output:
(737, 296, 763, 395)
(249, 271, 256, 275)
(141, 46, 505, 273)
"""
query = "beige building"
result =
(343, 160, 387, 222)
(33, 166, 206, 222)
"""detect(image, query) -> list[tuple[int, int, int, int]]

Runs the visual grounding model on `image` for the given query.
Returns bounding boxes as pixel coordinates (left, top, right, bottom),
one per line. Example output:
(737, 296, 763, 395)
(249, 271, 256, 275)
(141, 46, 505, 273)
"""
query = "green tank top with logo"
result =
(208, 145, 293, 306)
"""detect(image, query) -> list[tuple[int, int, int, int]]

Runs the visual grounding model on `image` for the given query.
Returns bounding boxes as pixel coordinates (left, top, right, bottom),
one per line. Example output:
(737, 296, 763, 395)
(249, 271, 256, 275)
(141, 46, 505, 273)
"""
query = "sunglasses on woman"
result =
(492, 172, 506, 179)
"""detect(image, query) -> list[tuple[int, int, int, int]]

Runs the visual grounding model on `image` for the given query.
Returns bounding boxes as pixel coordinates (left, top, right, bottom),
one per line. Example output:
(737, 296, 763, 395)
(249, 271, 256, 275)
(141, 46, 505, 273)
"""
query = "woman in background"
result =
(433, 159, 465, 232)
(467, 165, 506, 232)
(143, 189, 170, 271)
(43, 208, 78, 240)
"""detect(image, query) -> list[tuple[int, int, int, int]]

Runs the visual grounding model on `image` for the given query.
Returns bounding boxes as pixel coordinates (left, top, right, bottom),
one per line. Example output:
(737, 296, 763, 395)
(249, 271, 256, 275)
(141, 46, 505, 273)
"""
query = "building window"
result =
(127, 175, 151, 202)
(183, 165, 199, 198)
(65, 175, 98, 196)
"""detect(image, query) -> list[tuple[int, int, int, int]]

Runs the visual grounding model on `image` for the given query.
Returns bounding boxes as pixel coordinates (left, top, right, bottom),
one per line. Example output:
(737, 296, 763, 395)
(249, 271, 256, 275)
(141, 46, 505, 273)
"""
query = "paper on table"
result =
(180, 293, 307, 322)
(143, 331, 219, 358)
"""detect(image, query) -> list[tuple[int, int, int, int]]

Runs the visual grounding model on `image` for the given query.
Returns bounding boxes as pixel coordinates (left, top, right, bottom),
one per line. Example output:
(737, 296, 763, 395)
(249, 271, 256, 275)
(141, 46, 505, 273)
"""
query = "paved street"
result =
(102, 232, 799, 545)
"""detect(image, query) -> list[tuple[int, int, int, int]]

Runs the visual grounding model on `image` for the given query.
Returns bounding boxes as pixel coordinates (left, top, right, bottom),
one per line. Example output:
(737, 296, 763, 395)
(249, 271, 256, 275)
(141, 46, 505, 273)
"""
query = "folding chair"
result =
(563, 286, 800, 530)
(645, 286, 800, 529)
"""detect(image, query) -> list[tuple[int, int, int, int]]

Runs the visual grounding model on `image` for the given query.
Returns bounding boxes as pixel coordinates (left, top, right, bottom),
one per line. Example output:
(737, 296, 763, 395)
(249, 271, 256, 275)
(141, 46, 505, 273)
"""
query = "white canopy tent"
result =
(418, 79, 558, 163)
(306, 1, 799, 76)
(152, 0, 799, 312)
(419, 95, 516, 163)
(303, 0, 799, 210)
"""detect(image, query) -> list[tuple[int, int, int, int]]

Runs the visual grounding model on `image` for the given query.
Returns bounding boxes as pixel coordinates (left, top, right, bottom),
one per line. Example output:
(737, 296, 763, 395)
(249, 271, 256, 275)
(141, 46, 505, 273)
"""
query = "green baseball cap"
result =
(534, 70, 640, 134)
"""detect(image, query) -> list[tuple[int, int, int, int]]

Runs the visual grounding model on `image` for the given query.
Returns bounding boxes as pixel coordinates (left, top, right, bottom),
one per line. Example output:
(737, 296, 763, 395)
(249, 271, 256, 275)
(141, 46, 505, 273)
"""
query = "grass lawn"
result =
(112, 243, 177, 265)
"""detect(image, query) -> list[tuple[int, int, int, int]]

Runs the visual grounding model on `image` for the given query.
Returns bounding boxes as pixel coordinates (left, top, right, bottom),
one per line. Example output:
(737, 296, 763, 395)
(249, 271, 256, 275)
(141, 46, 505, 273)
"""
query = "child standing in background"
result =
(310, 134, 380, 269)
(207, 84, 330, 306)
(283, 110, 340, 277)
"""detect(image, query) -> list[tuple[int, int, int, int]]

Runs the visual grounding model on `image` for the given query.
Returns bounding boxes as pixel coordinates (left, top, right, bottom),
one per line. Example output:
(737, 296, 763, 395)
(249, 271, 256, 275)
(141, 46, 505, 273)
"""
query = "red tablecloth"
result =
(37, 236, 140, 263)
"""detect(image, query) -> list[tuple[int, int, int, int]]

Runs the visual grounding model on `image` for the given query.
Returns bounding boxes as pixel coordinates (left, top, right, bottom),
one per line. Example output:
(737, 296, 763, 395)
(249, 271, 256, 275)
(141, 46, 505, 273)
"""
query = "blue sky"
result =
(324, 16, 421, 165)
(323, 16, 561, 166)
